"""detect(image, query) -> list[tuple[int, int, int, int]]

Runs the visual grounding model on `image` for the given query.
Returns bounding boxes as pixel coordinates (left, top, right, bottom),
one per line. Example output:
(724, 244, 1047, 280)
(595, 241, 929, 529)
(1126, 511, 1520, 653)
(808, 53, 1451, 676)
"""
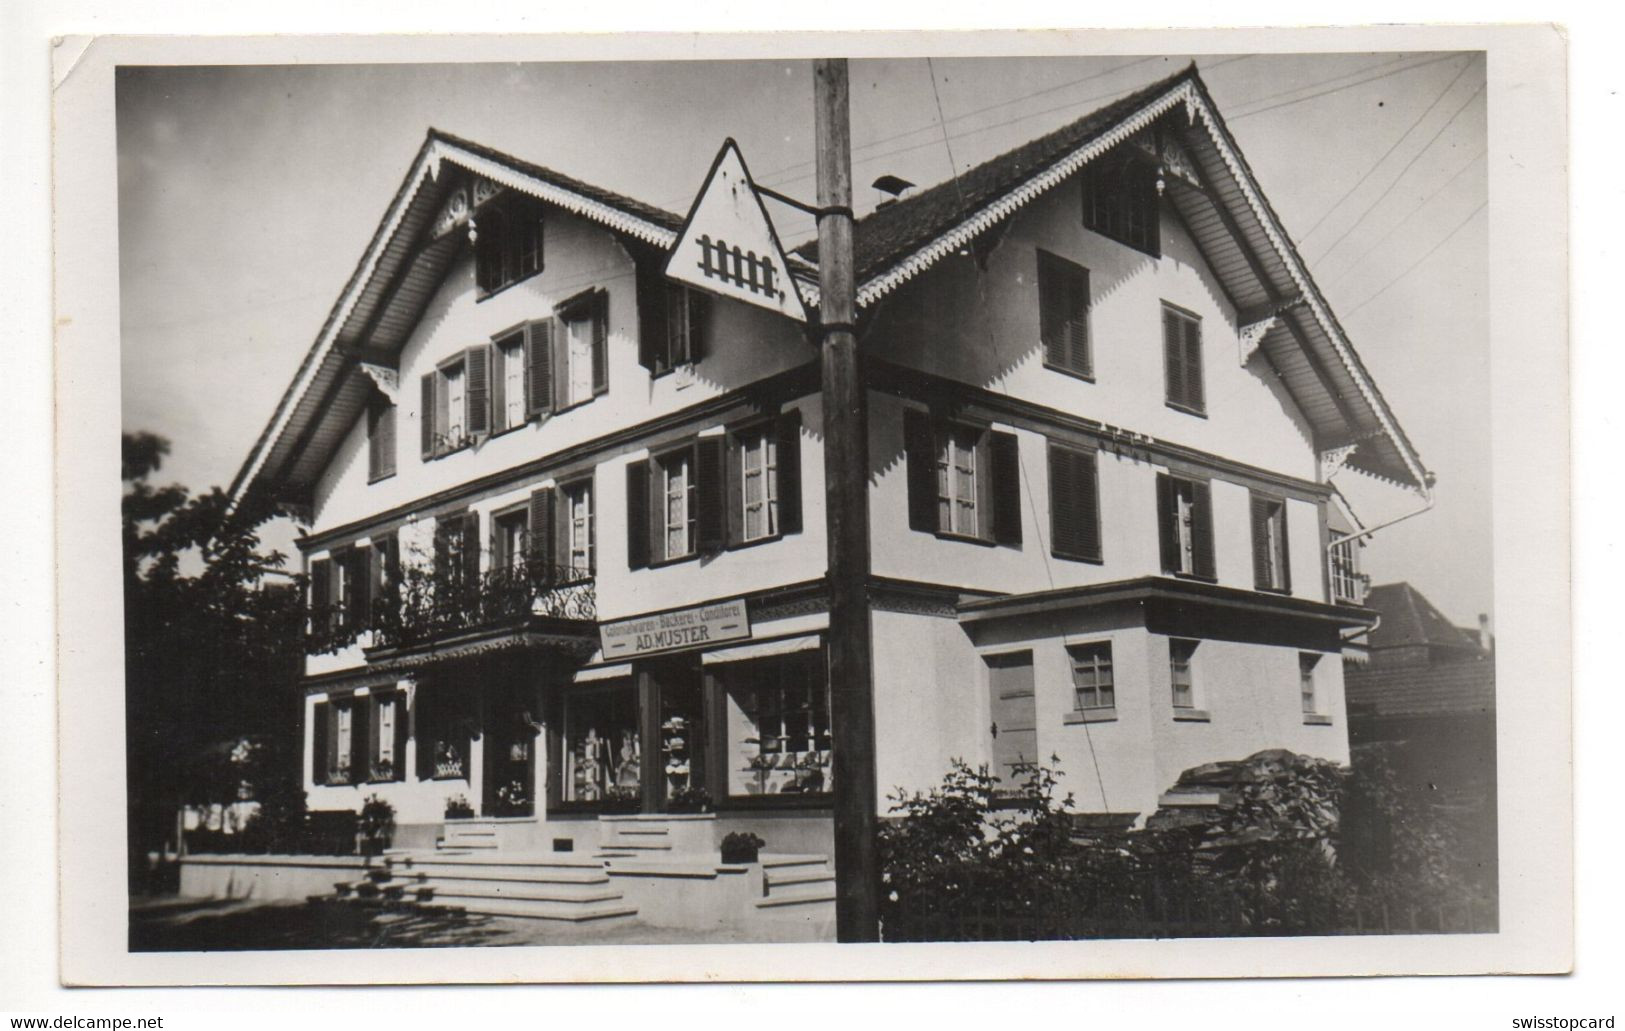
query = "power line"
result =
(1227, 51, 1465, 121)
(1343, 199, 1487, 317)
(1323, 146, 1486, 288)
(1310, 78, 1486, 267)
(1297, 54, 1478, 243)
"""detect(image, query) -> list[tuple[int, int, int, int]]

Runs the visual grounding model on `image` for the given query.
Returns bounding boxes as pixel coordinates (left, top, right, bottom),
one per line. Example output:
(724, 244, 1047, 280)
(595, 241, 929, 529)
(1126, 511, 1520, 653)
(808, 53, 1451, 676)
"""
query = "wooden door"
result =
(986, 651, 1038, 791)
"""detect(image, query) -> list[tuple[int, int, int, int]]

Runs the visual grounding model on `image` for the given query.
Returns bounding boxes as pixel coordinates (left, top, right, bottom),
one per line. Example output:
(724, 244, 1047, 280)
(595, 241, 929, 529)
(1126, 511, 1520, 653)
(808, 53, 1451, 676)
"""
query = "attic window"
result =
(1082, 156, 1160, 257)
(475, 194, 544, 296)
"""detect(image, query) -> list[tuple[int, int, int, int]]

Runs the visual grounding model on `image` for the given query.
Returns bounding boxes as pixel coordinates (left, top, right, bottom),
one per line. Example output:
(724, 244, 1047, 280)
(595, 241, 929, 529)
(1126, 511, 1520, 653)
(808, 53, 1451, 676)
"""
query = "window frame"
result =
(1047, 438, 1103, 564)
(733, 421, 780, 546)
(1299, 652, 1321, 715)
(490, 503, 531, 576)
(1081, 155, 1162, 257)
(1169, 638, 1200, 712)
(561, 475, 596, 577)
(1158, 472, 1217, 582)
(648, 285, 701, 378)
(490, 329, 530, 436)
(474, 194, 545, 300)
(1037, 249, 1093, 381)
(1251, 491, 1292, 594)
(553, 288, 608, 413)
(1161, 302, 1206, 417)
(654, 444, 697, 566)
(1067, 641, 1116, 713)
(366, 397, 397, 483)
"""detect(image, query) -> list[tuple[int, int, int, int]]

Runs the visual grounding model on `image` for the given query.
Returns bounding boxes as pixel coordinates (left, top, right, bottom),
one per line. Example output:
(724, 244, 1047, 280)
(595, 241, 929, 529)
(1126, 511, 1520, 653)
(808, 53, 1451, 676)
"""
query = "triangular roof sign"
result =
(665, 139, 809, 323)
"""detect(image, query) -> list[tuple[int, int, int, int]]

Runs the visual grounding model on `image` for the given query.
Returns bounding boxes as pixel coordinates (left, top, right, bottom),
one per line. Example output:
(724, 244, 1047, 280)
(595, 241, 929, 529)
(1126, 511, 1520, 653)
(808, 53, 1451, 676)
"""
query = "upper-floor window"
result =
(627, 414, 804, 568)
(902, 409, 1022, 546)
(1162, 304, 1205, 415)
(555, 289, 608, 409)
(492, 507, 529, 574)
(1069, 642, 1115, 711)
(434, 511, 481, 590)
(421, 348, 484, 458)
(475, 194, 544, 296)
(1047, 440, 1102, 564)
(1156, 473, 1215, 580)
(564, 478, 595, 576)
(493, 331, 529, 433)
(1082, 156, 1160, 256)
(366, 398, 396, 483)
(1251, 492, 1291, 593)
(637, 260, 709, 377)
(1330, 538, 1365, 604)
(1037, 250, 1092, 379)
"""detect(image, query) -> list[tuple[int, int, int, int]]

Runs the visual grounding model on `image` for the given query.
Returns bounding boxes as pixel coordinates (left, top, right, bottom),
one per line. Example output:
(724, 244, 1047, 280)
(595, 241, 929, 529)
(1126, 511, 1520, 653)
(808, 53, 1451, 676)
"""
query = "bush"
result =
(359, 795, 396, 855)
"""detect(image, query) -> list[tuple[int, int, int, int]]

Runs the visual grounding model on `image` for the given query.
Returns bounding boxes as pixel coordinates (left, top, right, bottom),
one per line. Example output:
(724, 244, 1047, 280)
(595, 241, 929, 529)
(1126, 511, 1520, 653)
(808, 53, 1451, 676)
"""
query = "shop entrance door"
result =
(644, 658, 707, 813)
(482, 660, 537, 818)
(985, 651, 1037, 792)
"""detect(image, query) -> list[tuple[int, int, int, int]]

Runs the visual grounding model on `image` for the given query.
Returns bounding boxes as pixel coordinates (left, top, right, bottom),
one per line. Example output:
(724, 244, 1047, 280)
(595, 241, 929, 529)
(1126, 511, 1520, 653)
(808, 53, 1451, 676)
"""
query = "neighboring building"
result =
(230, 66, 1431, 859)
(1344, 582, 1497, 891)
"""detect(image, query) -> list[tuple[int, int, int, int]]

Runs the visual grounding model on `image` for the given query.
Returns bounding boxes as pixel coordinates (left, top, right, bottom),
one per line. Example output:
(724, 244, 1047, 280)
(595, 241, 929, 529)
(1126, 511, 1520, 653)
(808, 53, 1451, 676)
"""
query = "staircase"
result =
(438, 820, 500, 851)
(368, 851, 638, 923)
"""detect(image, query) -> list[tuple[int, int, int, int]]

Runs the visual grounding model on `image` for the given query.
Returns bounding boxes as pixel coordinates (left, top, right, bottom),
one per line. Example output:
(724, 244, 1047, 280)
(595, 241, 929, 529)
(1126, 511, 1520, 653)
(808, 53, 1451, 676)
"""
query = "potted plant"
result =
(358, 794, 396, 856)
(667, 786, 712, 814)
(443, 793, 475, 820)
(496, 780, 529, 817)
(720, 831, 766, 864)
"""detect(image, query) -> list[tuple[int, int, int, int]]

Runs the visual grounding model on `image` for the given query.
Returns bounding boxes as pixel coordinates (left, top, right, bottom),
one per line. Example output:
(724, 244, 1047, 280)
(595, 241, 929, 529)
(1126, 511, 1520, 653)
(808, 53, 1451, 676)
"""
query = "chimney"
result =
(1477, 613, 1493, 652)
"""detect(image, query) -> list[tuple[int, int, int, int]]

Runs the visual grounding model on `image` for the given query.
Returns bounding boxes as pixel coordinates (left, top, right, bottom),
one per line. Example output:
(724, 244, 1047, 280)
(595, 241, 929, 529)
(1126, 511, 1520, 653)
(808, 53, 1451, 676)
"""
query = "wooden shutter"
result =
(903, 408, 938, 533)
(372, 402, 396, 479)
(350, 697, 370, 783)
(1038, 252, 1089, 375)
(647, 458, 667, 564)
(525, 319, 554, 418)
(694, 436, 726, 554)
(636, 255, 669, 373)
(1277, 504, 1291, 593)
(1155, 474, 1179, 574)
(1250, 495, 1270, 589)
(686, 289, 709, 363)
(626, 461, 650, 569)
(529, 486, 556, 574)
(1191, 480, 1215, 580)
(988, 430, 1023, 546)
(392, 691, 410, 781)
(974, 431, 995, 542)
(553, 485, 573, 577)
(591, 290, 609, 397)
(1038, 251, 1065, 367)
(312, 552, 334, 627)
(1067, 265, 1090, 375)
(461, 511, 481, 584)
(1049, 442, 1099, 562)
(420, 374, 435, 459)
(311, 701, 330, 785)
(776, 409, 803, 536)
(369, 537, 397, 624)
(465, 344, 491, 438)
(724, 429, 744, 546)
(1163, 309, 1186, 408)
(489, 343, 507, 430)
(1182, 316, 1204, 411)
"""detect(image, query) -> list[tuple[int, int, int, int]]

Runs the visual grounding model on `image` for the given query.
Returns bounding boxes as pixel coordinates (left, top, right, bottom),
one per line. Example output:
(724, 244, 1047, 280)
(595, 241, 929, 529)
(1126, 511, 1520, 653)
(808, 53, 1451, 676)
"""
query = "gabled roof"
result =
(232, 65, 1432, 512)
(1364, 582, 1483, 653)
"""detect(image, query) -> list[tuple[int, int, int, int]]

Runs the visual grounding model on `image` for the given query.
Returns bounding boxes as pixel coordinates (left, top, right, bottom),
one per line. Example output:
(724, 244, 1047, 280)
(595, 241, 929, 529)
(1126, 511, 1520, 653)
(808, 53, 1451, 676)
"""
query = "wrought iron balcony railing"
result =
(305, 561, 596, 655)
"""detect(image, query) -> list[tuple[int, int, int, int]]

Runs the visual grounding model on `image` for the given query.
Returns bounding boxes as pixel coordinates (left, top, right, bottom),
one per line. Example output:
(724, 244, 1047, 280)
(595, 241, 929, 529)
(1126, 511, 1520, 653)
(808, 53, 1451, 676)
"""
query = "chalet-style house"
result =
(229, 66, 1430, 927)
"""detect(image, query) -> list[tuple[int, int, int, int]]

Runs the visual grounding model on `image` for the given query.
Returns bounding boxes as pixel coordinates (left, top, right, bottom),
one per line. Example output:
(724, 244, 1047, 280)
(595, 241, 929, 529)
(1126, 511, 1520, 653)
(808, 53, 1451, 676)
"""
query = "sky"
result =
(116, 52, 1490, 626)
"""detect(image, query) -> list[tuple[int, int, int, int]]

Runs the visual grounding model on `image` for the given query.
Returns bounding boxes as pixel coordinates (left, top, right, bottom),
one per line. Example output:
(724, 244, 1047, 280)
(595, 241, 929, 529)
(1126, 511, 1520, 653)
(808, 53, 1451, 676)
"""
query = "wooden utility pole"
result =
(814, 57, 881, 942)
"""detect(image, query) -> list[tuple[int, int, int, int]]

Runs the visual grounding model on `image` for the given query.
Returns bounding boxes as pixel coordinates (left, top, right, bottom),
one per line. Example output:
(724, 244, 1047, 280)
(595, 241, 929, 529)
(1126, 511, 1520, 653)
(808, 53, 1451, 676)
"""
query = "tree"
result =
(122, 432, 305, 889)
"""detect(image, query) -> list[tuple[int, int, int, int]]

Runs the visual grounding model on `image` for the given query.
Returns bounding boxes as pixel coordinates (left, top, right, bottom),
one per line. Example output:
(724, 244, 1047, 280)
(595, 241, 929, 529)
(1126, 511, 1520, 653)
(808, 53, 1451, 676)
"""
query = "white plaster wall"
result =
(864, 185, 1319, 483)
(1146, 635, 1349, 804)
(310, 207, 814, 536)
(870, 609, 988, 813)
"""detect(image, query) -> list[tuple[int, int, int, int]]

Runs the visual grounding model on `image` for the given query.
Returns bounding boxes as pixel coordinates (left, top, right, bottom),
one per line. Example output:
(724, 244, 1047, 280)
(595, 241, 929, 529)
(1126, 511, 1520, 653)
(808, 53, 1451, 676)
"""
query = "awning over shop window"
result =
(572, 662, 633, 683)
(700, 634, 821, 666)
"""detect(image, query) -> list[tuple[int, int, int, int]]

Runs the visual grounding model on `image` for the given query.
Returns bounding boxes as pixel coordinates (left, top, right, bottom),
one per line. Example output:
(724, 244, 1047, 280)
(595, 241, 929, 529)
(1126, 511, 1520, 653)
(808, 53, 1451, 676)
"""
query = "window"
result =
(555, 289, 608, 409)
(310, 548, 369, 641)
(491, 508, 529, 574)
(564, 479, 595, 575)
(1169, 639, 1198, 709)
(366, 398, 396, 482)
(1038, 250, 1091, 378)
(493, 332, 528, 432)
(420, 346, 492, 459)
(312, 694, 390, 786)
(434, 511, 480, 591)
(903, 410, 1022, 546)
(637, 259, 709, 376)
(1330, 538, 1365, 604)
(1251, 493, 1292, 593)
(412, 680, 474, 782)
(724, 412, 803, 549)
(367, 690, 408, 782)
(1082, 156, 1160, 255)
(1162, 305, 1205, 414)
(560, 681, 642, 807)
(334, 703, 354, 780)
(660, 449, 694, 561)
(475, 194, 544, 295)
(1299, 653, 1320, 714)
(721, 651, 832, 798)
(1156, 473, 1215, 579)
(1048, 440, 1102, 563)
(1069, 642, 1115, 711)
(738, 428, 778, 542)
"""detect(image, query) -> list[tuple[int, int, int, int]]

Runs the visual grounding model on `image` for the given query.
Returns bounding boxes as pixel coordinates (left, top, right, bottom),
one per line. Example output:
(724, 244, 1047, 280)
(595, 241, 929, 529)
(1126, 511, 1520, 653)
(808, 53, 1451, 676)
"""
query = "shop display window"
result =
(561, 681, 642, 806)
(721, 652, 832, 797)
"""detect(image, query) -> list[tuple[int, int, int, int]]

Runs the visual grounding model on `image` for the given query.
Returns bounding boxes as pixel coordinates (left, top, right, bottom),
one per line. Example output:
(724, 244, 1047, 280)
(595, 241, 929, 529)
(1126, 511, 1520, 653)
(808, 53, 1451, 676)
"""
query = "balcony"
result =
(306, 561, 596, 656)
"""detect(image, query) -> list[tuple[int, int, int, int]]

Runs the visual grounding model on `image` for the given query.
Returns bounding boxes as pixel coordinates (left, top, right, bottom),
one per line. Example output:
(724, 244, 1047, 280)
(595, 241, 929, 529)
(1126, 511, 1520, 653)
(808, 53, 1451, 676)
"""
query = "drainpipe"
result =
(1326, 472, 1436, 551)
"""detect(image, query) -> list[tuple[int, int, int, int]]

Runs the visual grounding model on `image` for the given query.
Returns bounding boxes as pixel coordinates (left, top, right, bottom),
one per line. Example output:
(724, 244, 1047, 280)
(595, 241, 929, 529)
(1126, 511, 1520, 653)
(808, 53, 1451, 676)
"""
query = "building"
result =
(1344, 582, 1497, 893)
(229, 66, 1430, 871)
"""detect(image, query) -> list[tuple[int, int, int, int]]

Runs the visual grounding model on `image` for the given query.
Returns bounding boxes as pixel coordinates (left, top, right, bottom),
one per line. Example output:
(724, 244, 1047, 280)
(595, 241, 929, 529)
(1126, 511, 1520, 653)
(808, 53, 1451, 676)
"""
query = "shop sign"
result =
(665, 139, 809, 323)
(599, 598, 751, 659)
